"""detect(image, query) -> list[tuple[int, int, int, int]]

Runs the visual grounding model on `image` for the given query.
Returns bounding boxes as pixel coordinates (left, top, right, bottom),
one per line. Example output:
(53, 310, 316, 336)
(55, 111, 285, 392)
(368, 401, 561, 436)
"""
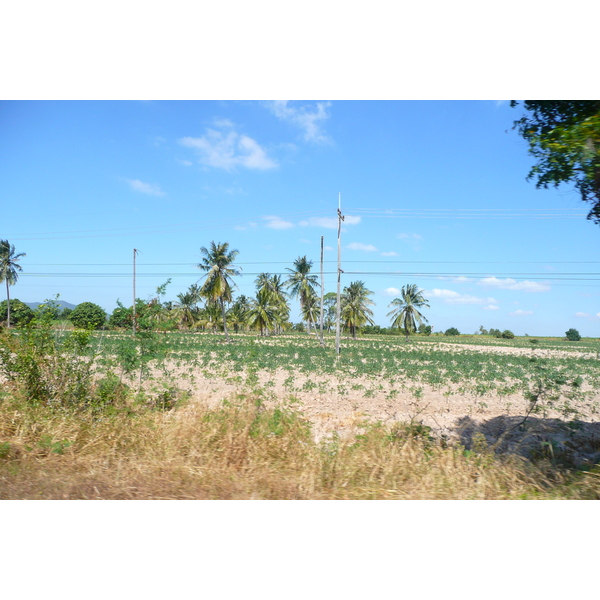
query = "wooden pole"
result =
(319, 235, 324, 347)
(335, 194, 344, 356)
(132, 248, 137, 334)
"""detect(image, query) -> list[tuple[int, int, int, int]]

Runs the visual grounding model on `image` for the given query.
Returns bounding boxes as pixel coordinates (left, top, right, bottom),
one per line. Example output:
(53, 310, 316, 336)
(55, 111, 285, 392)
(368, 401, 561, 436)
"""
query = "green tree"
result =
(387, 284, 430, 341)
(511, 101, 600, 224)
(197, 242, 241, 342)
(255, 273, 289, 334)
(173, 286, 201, 329)
(228, 295, 251, 333)
(0, 240, 26, 329)
(247, 287, 278, 336)
(341, 280, 375, 339)
(69, 302, 107, 330)
(0, 299, 34, 327)
(565, 328, 581, 341)
(285, 256, 319, 334)
(444, 327, 460, 336)
(322, 292, 337, 332)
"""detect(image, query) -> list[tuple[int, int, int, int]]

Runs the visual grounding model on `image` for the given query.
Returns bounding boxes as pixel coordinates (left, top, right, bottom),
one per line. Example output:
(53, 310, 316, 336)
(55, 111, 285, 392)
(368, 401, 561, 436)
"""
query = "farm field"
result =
(93, 330, 600, 435)
(2, 329, 600, 499)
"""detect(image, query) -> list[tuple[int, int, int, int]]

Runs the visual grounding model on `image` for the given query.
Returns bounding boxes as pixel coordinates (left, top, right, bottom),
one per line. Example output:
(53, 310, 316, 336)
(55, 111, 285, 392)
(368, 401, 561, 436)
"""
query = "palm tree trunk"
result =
(6, 280, 10, 329)
(220, 298, 230, 342)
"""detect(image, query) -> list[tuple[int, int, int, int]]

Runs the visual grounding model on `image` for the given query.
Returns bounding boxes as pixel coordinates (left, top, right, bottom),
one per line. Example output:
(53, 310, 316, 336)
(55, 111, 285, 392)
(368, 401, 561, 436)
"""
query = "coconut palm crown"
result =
(197, 241, 240, 341)
(387, 284, 430, 340)
(341, 280, 375, 339)
(0, 240, 26, 329)
(285, 256, 319, 333)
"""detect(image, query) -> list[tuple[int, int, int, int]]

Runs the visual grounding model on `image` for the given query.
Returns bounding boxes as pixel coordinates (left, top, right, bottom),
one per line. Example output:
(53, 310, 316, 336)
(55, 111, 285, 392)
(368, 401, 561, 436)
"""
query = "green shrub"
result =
(0, 299, 35, 327)
(501, 330, 515, 339)
(565, 328, 581, 342)
(444, 327, 460, 336)
(70, 302, 106, 330)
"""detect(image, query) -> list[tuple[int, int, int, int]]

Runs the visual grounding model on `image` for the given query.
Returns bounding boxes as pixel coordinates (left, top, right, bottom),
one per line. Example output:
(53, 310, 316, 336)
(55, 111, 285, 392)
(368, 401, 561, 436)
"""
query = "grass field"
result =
(1, 329, 599, 499)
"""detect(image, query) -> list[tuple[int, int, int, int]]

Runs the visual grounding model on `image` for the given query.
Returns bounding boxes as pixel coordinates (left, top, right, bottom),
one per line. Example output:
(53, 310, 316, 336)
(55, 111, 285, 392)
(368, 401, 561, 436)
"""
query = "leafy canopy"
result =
(511, 100, 600, 224)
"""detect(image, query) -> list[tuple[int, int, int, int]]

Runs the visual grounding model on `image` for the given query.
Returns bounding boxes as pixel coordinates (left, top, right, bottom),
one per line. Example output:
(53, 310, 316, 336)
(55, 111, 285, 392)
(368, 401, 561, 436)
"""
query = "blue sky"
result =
(1, 100, 598, 336)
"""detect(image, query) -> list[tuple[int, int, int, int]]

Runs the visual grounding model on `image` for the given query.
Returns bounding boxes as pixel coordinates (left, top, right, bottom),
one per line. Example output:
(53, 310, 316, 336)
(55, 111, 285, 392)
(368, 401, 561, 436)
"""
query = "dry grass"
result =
(1, 390, 599, 500)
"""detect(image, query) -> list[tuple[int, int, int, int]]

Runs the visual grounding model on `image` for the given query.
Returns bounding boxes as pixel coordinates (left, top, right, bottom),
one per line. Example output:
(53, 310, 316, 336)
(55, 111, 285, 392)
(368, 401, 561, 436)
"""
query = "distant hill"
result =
(25, 300, 77, 311)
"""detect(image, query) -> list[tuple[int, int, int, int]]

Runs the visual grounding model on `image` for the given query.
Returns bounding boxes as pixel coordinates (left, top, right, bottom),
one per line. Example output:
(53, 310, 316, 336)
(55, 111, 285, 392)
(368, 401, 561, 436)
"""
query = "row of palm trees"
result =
(0, 238, 431, 339)
(190, 241, 430, 340)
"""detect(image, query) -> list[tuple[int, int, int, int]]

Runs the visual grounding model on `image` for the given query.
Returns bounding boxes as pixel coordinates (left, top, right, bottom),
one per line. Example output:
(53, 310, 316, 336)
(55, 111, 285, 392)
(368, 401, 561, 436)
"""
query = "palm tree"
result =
(285, 256, 319, 334)
(197, 241, 240, 341)
(228, 295, 251, 333)
(341, 280, 375, 339)
(0, 240, 26, 329)
(173, 285, 202, 329)
(387, 284, 430, 341)
(256, 273, 289, 334)
(300, 289, 320, 335)
(247, 287, 277, 336)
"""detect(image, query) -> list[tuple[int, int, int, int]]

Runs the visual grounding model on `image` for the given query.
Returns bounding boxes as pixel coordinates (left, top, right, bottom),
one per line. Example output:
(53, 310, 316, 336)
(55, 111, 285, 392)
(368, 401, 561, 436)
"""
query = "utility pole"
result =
(319, 235, 324, 347)
(335, 194, 344, 356)
(132, 248, 138, 334)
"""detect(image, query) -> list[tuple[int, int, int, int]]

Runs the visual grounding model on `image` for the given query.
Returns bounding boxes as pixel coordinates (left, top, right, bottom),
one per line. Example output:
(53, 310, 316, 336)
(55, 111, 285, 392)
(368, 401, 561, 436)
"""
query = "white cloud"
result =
(483, 305, 500, 310)
(267, 100, 332, 144)
(478, 277, 550, 293)
(427, 288, 498, 306)
(177, 159, 193, 167)
(263, 215, 294, 230)
(324, 246, 334, 251)
(381, 251, 398, 257)
(212, 118, 234, 128)
(126, 179, 165, 196)
(575, 312, 600, 321)
(509, 310, 534, 316)
(397, 233, 422, 250)
(347, 242, 378, 252)
(384, 287, 401, 296)
(437, 276, 469, 283)
(179, 128, 277, 171)
(298, 215, 361, 229)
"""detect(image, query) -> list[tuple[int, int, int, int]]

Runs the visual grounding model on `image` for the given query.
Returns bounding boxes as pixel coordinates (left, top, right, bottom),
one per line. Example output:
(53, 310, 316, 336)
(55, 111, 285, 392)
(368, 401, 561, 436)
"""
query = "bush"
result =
(70, 302, 106, 330)
(501, 330, 515, 339)
(418, 324, 432, 335)
(444, 327, 460, 336)
(0, 299, 35, 327)
(565, 328, 581, 342)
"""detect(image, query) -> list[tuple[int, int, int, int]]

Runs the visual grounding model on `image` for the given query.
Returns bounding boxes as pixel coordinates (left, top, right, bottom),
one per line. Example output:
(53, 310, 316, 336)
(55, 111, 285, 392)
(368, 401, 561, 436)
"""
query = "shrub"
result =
(418, 324, 432, 335)
(0, 299, 35, 327)
(70, 302, 106, 330)
(501, 330, 515, 339)
(565, 328, 581, 342)
(0, 322, 96, 407)
(444, 327, 460, 336)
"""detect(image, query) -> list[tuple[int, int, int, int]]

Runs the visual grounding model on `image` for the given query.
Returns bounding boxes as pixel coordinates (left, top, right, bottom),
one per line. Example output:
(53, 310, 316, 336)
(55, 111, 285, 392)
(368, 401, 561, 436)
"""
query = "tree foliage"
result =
(565, 328, 581, 341)
(387, 284, 430, 341)
(69, 302, 107, 330)
(0, 299, 34, 327)
(511, 100, 600, 224)
(0, 240, 26, 328)
(285, 256, 319, 333)
(341, 280, 375, 339)
(197, 241, 240, 341)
